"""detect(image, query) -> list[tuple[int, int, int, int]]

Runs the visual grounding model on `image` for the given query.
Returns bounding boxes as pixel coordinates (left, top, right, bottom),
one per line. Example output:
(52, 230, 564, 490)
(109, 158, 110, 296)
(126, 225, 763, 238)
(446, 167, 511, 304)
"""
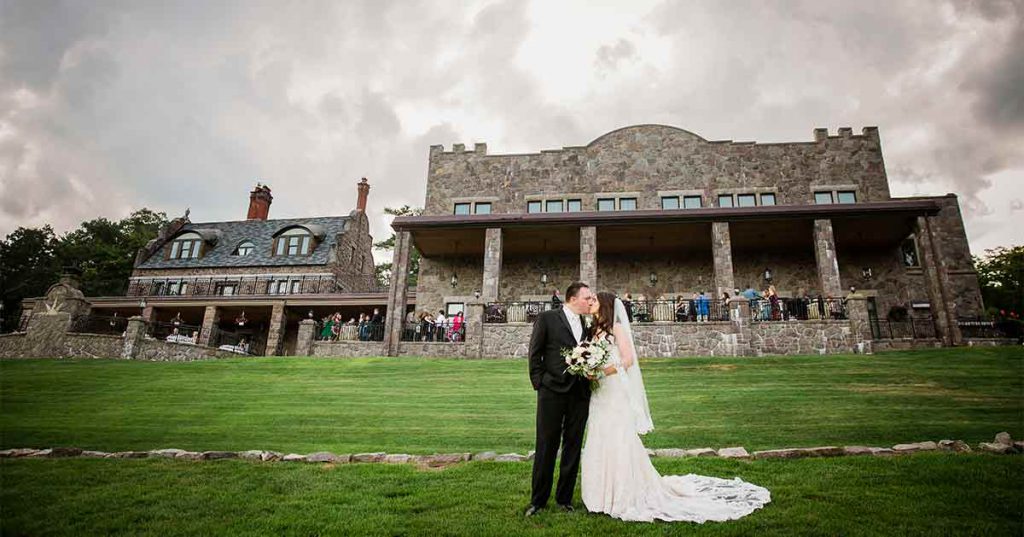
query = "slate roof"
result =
(138, 215, 351, 270)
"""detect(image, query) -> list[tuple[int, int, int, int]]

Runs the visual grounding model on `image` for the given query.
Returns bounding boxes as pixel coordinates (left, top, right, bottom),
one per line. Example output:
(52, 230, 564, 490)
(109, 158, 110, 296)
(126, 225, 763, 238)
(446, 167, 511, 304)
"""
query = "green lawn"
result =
(1, 347, 1021, 454)
(1, 347, 1022, 536)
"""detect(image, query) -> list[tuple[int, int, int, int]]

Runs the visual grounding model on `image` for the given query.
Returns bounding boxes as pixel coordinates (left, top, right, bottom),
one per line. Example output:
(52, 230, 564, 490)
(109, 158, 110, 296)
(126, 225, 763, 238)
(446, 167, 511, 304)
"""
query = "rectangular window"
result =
(287, 236, 300, 256)
(527, 201, 542, 213)
(546, 200, 564, 213)
(290, 280, 302, 294)
(276, 239, 286, 256)
(445, 302, 465, 316)
(567, 199, 582, 212)
(300, 235, 310, 255)
(218, 284, 236, 296)
(474, 202, 491, 215)
(718, 194, 734, 208)
(683, 195, 702, 209)
(901, 237, 920, 267)
(619, 198, 637, 211)
(597, 198, 616, 211)
(737, 194, 757, 207)
(661, 196, 680, 210)
(814, 191, 834, 204)
(453, 203, 471, 215)
(170, 242, 180, 259)
(837, 191, 857, 204)
(760, 193, 776, 206)
(191, 242, 201, 258)
(168, 282, 181, 295)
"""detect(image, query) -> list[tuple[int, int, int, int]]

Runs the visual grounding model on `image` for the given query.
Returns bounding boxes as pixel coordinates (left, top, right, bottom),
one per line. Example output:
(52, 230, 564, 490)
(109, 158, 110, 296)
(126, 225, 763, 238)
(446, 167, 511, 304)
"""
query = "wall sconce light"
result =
(171, 312, 183, 326)
(648, 272, 658, 287)
(236, 310, 247, 327)
(763, 268, 773, 282)
(474, 290, 481, 300)
(308, 310, 314, 319)
(540, 273, 549, 285)
(138, 298, 147, 310)
(861, 267, 873, 279)
(450, 273, 458, 288)
(109, 311, 118, 327)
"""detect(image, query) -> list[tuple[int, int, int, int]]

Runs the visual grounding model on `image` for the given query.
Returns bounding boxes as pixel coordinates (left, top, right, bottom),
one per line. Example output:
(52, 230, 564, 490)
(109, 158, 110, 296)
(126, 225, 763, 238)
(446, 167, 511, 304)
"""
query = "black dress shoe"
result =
(524, 504, 543, 517)
(557, 504, 575, 512)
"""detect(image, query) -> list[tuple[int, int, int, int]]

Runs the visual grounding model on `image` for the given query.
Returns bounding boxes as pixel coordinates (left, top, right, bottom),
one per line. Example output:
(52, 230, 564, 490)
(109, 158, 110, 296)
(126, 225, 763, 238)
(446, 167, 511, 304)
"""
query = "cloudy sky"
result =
(1, 0, 1021, 261)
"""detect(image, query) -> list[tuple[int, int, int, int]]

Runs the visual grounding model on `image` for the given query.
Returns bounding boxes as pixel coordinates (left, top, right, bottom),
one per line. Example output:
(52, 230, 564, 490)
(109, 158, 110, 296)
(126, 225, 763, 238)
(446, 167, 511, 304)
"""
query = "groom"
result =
(525, 281, 595, 516)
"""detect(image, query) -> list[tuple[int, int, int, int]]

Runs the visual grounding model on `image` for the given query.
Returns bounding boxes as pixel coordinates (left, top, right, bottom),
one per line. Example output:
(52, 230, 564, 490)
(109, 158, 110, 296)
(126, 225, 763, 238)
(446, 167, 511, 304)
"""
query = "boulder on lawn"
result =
(107, 451, 150, 459)
(0, 448, 40, 458)
(238, 450, 266, 461)
(174, 451, 203, 461)
(305, 452, 344, 463)
(494, 453, 529, 462)
(717, 447, 750, 459)
(200, 451, 238, 461)
(150, 449, 187, 459)
(282, 453, 307, 462)
(978, 442, 1014, 454)
(653, 448, 689, 458)
(754, 446, 842, 459)
(994, 432, 1012, 446)
(384, 454, 412, 464)
(46, 447, 83, 458)
(261, 451, 283, 462)
(352, 452, 386, 463)
(892, 441, 938, 453)
(80, 450, 109, 458)
(472, 451, 497, 461)
(685, 448, 717, 457)
(937, 440, 972, 452)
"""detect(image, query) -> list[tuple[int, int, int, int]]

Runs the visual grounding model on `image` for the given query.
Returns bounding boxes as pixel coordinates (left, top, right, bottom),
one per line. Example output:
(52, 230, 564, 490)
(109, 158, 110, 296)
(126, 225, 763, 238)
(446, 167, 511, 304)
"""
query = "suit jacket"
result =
(528, 308, 591, 395)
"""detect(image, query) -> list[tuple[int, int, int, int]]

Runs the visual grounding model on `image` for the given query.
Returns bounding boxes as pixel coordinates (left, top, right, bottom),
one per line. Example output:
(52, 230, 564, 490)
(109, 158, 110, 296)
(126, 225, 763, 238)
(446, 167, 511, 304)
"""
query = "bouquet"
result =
(561, 338, 611, 391)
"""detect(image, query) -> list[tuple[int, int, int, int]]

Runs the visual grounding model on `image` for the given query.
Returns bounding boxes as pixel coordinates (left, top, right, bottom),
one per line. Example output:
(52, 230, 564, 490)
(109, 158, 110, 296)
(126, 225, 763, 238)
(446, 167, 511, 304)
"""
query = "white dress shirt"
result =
(562, 305, 583, 343)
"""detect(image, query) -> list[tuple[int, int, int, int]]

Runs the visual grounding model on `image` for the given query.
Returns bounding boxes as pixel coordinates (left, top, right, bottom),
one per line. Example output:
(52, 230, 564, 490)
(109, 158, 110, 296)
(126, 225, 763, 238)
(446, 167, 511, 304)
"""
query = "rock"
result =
(979, 442, 1014, 454)
(1014, 441, 1024, 453)
(238, 450, 266, 460)
(684, 448, 717, 457)
(150, 449, 187, 458)
(472, 451, 497, 461)
(282, 453, 307, 462)
(494, 453, 529, 462)
(261, 451, 282, 462)
(201, 451, 238, 460)
(646, 448, 656, 457)
(0, 448, 39, 458)
(306, 452, 342, 463)
(527, 450, 535, 461)
(892, 441, 938, 453)
(174, 451, 203, 460)
(418, 453, 470, 466)
(80, 450, 109, 458)
(937, 440, 972, 452)
(352, 452, 386, 463)
(717, 447, 750, 459)
(46, 447, 83, 458)
(652, 448, 689, 458)
(107, 451, 149, 459)
(753, 446, 842, 459)
(27, 449, 53, 457)
(842, 446, 876, 456)
(384, 454, 412, 464)
(994, 432, 1012, 446)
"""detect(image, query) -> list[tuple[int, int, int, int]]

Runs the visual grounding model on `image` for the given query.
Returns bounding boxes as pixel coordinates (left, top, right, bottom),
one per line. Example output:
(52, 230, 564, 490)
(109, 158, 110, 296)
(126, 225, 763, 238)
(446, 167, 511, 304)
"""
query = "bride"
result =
(580, 291, 772, 523)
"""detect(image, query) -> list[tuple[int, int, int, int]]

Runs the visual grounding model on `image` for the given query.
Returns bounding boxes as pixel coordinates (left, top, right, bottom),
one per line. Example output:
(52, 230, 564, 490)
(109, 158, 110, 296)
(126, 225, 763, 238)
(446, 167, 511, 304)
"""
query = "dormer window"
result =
(273, 227, 312, 256)
(169, 232, 203, 260)
(233, 241, 255, 256)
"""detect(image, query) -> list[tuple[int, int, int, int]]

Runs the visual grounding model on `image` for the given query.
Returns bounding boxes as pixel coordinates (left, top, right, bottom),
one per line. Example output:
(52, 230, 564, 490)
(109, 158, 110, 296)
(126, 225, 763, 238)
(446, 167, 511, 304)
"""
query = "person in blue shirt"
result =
(696, 290, 710, 322)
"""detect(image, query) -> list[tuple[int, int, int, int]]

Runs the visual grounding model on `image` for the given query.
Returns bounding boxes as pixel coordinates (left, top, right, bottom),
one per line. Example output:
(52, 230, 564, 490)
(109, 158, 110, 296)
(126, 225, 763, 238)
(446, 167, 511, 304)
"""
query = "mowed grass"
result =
(1, 347, 1022, 536)
(1, 347, 1021, 454)
(1, 453, 1021, 536)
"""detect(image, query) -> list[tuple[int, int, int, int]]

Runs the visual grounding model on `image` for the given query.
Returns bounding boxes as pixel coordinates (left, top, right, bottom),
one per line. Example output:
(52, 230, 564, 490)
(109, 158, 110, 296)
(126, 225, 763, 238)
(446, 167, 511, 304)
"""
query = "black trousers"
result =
(530, 384, 589, 507)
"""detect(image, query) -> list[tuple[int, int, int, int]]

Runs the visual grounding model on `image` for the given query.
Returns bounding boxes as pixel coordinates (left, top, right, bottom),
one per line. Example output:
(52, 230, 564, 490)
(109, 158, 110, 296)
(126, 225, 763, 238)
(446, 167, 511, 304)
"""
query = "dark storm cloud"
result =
(0, 0, 1021, 253)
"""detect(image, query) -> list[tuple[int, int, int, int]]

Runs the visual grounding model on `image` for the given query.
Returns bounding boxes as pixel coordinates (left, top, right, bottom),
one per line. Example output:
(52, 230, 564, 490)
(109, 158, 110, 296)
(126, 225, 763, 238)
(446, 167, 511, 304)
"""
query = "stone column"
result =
(141, 305, 155, 322)
(265, 301, 287, 356)
(844, 293, 874, 354)
(580, 226, 597, 287)
(482, 228, 503, 300)
(711, 222, 735, 299)
(464, 300, 485, 358)
(916, 216, 962, 346)
(383, 230, 413, 356)
(295, 318, 316, 357)
(121, 316, 147, 359)
(198, 306, 220, 347)
(813, 219, 843, 297)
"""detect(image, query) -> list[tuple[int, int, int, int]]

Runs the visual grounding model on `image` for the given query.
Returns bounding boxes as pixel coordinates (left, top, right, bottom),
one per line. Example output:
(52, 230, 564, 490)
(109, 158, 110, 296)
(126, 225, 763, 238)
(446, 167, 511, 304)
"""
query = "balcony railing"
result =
(957, 317, 1021, 340)
(126, 274, 386, 298)
(313, 320, 387, 342)
(68, 314, 129, 335)
(749, 297, 847, 322)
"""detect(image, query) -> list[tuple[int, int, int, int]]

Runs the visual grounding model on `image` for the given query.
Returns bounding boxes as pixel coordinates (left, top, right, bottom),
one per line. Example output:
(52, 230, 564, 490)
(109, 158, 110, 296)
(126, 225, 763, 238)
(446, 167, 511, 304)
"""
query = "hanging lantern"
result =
(450, 273, 458, 288)
(236, 310, 248, 327)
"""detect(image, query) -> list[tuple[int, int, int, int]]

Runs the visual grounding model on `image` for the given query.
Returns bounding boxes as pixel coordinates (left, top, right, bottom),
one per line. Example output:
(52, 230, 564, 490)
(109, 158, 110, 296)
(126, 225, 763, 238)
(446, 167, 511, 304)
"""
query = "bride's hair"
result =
(593, 291, 617, 341)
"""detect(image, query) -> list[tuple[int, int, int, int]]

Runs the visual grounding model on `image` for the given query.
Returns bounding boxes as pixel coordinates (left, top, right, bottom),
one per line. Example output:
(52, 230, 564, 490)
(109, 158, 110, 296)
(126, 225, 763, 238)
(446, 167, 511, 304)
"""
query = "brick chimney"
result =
(356, 177, 370, 212)
(247, 183, 273, 220)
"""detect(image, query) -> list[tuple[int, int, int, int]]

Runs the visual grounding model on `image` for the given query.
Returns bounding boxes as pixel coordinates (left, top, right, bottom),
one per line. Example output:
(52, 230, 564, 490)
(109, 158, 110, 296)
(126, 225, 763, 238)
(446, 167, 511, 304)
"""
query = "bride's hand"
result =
(602, 366, 617, 376)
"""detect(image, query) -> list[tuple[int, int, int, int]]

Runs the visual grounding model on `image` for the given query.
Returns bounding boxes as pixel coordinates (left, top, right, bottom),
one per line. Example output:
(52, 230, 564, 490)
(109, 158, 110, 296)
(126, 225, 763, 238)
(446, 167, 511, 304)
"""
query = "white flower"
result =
(583, 315, 592, 328)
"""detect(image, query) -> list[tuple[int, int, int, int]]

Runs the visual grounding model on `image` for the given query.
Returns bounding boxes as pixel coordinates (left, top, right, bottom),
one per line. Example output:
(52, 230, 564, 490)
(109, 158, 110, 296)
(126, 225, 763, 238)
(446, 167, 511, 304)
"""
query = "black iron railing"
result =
(629, 299, 731, 323)
(957, 317, 1021, 340)
(870, 316, 937, 339)
(126, 274, 386, 298)
(749, 297, 847, 322)
(313, 320, 386, 342)
(484, 301, 555, 324)
(68, 314, 129, 336)
(146, 321, 202, 343)
(400, 321, 465, 342)
(210, 329, 265, 355)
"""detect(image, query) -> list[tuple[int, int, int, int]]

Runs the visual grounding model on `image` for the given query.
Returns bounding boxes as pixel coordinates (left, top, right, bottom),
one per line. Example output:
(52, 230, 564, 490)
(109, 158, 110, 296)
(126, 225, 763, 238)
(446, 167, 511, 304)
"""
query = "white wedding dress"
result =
(580, 298, 771, 523)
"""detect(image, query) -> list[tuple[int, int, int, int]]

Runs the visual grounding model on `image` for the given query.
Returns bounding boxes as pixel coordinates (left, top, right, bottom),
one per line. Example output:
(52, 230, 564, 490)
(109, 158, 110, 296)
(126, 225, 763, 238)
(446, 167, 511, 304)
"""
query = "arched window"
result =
(274, 227, 312, 256)
(233, 241, 255, 256)
(168, 232, 203, 260)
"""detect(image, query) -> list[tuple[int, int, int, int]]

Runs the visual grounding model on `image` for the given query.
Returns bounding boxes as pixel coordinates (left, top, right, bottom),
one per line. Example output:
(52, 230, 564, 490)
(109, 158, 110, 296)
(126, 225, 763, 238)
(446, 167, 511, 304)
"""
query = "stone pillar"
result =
(265, 302, 287, 356)
(726, 296, 753, 357)
(844, 293, 873, 354)
(580, 226, 597, 287)
(482, 228, 503, 300)
(141, 305, 155, 322)
(813, 219, 843, 297)
(295, 319, 316, 357)
(464, 300, 485, 358)
(711, 222, 735, 300)
(916, 216, 963, 346)
(198, 306, 220, 346)
(383, 230, 413, 356)
(121, 316, 147, 359)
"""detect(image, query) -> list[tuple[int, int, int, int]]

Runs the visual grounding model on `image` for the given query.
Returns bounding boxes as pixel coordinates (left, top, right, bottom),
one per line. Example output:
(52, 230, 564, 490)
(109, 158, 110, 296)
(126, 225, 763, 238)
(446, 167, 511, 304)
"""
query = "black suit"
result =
(528, 307, 591, 508)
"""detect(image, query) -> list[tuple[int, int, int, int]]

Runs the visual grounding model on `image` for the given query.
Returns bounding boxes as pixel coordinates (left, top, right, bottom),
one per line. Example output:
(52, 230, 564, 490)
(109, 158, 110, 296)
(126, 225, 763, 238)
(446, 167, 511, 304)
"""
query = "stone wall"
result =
(749, 321, 857, 355)
(424, 125, 890, 216)
(134, 340, 241, 361)
(0, 332, 123, 359)
(311, 341, 385, 357)
(398, 342, 469, 358)
(481, 324, 533, 358)
(416, 255, 484, 315)
(632, 322, 746, 357)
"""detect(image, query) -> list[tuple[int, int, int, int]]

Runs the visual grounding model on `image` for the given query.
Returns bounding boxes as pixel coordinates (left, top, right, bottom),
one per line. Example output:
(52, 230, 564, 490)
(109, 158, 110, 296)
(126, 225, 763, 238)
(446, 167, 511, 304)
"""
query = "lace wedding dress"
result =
(580, 298, 771, 523)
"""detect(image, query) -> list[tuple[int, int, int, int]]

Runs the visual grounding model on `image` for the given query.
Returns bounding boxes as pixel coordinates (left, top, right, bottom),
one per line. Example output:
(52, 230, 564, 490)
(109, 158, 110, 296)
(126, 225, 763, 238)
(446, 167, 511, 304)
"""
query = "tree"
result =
(973, 245, 1023, 317)
(373, 205, 422, 288)
(0, 226, 60, 331)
